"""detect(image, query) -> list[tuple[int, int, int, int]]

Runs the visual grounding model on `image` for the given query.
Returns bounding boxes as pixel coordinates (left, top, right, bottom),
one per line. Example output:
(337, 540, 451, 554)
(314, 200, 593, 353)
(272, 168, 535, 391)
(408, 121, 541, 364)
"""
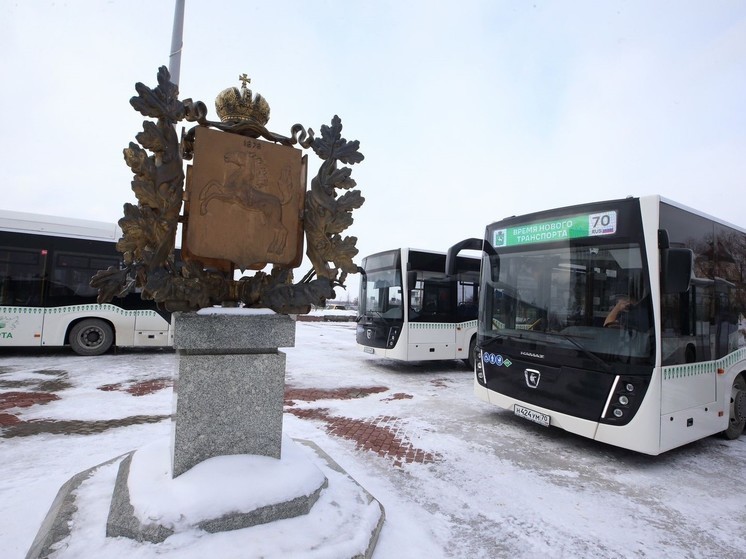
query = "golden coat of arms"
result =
(92, 68, 365, 314)
(185, 127, 306, 269)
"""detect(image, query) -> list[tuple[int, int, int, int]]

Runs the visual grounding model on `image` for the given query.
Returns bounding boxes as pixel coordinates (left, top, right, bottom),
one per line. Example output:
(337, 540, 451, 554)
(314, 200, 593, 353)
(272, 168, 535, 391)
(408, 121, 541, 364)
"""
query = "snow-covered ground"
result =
(2, 322, 745, 558)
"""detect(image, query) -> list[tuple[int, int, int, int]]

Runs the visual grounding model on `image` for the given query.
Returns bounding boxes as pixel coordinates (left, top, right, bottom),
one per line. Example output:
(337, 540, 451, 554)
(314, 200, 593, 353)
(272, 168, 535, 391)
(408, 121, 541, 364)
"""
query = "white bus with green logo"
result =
(0, 209, 172, 355)
(356, 248, 480, 367)
(449, 196, 746, 454)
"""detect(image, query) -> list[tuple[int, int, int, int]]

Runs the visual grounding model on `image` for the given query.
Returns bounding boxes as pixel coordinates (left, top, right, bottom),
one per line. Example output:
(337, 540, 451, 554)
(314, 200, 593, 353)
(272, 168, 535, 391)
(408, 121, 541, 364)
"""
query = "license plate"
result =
(514, 404, 550, 427)
(364, 347, 374, 354)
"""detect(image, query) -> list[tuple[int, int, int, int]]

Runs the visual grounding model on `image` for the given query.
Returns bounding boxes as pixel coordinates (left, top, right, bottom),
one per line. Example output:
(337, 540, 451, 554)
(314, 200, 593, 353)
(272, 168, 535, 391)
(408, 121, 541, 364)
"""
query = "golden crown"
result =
(215, 73, 270, 126)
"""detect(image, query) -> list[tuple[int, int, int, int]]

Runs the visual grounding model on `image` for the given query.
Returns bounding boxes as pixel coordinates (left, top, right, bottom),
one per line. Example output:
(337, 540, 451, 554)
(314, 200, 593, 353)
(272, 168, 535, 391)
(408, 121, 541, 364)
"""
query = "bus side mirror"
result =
(661, 248, 693, 294)
(446, 238, 499, 281)
(488, 252, 500, 283)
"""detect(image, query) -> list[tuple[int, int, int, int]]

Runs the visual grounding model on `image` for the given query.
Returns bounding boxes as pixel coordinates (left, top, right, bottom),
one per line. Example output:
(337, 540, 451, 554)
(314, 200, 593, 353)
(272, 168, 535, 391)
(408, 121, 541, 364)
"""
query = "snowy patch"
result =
(127, 436, 326, 529)
(196, 307, 276, 316)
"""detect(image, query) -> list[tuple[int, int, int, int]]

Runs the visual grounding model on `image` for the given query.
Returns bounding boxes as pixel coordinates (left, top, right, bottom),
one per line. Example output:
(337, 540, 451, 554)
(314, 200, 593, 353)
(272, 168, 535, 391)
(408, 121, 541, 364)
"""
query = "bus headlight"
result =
(601, 375, 650, 426)
(475, 351, 486, 383)
(387, 327, 400, 348)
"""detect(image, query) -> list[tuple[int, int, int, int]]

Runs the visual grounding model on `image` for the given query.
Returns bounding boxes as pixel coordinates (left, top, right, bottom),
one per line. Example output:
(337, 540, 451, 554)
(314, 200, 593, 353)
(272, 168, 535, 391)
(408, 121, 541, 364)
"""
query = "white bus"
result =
(356, 248, 480, 367)
(449, 196, 746, 454)
(0, 209, 172, 355)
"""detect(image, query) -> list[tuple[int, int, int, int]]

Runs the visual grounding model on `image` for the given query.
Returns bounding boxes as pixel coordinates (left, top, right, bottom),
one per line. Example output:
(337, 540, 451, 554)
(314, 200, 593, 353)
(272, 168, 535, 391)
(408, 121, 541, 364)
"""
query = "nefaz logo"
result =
(366, 329, 373, 340)
(524, 369, 541, 388)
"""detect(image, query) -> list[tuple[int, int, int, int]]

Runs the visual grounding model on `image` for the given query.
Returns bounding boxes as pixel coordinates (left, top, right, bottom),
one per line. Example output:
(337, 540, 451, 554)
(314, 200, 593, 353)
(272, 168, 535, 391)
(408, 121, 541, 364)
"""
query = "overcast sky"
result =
(3, 1, 745, 298)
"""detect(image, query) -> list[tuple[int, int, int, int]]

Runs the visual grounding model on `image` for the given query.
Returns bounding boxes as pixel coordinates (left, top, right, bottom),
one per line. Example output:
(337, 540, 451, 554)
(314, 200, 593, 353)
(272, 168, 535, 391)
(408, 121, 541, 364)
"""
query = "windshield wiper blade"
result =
(552, 332, 613, 373)
(362, 310, 394, 325)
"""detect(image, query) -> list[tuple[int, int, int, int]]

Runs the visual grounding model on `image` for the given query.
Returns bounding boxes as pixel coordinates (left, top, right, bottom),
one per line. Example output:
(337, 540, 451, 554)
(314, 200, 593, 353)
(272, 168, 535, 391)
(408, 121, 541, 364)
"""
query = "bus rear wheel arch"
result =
(68, 318, 114, 356)
(464, 336, 477, 370)
(723, 373, 746, 440)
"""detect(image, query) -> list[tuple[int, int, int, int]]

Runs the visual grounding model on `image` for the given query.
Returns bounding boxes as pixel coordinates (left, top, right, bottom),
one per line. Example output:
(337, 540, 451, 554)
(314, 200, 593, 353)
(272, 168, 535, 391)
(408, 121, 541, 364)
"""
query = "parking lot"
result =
(2, 321, 746, 558)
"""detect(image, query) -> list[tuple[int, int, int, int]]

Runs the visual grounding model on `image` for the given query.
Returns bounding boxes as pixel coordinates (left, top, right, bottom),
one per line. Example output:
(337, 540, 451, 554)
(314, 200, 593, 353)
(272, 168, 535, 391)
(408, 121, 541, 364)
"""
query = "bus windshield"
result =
(480, 241, 655, 365)
(357, 247, 480, 364)
(359, 251, 404, 320)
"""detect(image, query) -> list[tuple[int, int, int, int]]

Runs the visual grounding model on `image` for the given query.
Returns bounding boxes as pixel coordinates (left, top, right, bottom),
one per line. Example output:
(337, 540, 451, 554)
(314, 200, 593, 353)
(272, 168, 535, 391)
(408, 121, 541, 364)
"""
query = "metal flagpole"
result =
(169, 0, 185, 86)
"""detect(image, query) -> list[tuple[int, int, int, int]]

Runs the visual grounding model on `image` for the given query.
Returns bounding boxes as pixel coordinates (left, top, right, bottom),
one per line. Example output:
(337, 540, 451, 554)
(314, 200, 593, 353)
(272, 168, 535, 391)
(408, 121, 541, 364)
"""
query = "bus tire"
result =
(69, 319, 114, 356)
(723, 374, 746, 440)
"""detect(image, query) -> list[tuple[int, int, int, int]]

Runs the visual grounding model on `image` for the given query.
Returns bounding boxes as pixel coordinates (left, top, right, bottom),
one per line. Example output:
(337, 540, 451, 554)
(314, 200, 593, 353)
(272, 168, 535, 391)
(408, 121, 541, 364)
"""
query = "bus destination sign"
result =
(493, 211, 617, 247)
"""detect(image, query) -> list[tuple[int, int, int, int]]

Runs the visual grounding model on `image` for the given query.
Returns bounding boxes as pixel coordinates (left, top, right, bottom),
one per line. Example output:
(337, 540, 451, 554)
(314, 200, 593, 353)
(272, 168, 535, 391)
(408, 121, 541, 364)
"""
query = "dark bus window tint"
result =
(714, 223, 746, 312)
(49, 252, 118, 300)
(91, 257, 119, 270)
(660, 203, 746, 364)
(409, 251, 446, 272)
(457, 281, 478, 320)
(0, 247, 46, 306)
(422, 282, 452, 316)
(56, 254, 89, 269)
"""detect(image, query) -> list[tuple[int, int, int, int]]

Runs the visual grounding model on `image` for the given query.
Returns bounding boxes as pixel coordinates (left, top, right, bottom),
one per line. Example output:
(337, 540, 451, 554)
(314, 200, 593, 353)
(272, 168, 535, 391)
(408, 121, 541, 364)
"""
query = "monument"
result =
(26, 68, 384, 558)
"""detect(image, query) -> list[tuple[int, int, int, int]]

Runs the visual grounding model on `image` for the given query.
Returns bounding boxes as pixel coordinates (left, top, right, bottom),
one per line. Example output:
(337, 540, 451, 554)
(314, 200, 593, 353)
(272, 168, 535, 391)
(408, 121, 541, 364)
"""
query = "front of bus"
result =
(356, 249, 407, 359)
(475, 198, 657, 450)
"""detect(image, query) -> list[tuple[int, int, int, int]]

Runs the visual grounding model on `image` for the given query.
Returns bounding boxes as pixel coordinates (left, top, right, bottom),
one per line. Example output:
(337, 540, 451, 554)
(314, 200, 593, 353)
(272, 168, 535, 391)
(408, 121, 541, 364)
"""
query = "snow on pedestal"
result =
(27, 437, 385, 558)
(107, 437, 328, 541)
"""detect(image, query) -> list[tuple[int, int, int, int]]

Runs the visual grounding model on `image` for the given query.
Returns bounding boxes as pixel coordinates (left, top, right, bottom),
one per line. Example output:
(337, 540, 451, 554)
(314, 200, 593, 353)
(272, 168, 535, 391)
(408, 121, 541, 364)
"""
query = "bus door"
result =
(408, 276, 457, 357)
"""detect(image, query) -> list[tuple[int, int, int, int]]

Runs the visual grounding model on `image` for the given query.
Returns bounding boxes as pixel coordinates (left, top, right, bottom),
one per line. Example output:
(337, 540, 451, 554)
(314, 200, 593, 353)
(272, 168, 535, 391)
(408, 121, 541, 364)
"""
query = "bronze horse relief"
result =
(198, 150, 295, 255)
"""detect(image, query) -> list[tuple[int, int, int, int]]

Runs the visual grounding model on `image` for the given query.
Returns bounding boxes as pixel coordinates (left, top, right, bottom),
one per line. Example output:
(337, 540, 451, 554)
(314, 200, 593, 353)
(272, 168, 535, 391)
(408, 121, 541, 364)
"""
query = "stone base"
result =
(107, 437, 327, 543)
(173, 351, 286, 475)
(26, 438, 385, 559)
(172, 311, 296, 476)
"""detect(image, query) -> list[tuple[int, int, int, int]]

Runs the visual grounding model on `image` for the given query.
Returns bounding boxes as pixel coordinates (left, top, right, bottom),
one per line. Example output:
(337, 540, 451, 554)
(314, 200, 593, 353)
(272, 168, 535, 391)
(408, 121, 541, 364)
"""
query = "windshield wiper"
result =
(361, 310, 397, 325)
(551, 331, 613, 374)
(486, 323, 615, 374)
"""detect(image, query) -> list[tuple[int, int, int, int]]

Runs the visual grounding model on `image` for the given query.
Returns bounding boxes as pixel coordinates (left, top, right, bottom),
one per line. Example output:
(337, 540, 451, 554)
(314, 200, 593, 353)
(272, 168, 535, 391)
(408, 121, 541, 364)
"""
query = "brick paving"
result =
(286, 385, 440, 466)
(0, 391, 60, 411)
(98, 378, 173, 396)
(2, 373, 440, 467)
(0, 392, 60, 428)
(284, 386, 388, 404)
(2, 415, 171, 438)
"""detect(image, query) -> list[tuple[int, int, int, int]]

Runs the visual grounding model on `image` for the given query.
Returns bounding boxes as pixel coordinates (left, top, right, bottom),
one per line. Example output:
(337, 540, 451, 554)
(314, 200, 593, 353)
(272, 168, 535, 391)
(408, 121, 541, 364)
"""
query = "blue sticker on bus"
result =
(483, 353, 512, 367)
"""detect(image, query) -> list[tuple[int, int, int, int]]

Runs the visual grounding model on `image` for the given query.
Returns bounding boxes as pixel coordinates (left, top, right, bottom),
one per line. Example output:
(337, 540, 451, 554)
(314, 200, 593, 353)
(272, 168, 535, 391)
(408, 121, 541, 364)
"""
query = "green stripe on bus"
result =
(0, 304, 157, 317)
(662, 347, 746, 380)
(408, 321, 477, 330)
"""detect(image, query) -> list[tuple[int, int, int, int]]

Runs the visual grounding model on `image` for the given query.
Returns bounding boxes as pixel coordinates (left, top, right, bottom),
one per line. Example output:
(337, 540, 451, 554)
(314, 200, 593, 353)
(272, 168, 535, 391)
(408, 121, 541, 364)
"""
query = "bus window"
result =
(0, 247, 46, 306)
(457, 281, 478, 321)
(49, 252, 120, 301)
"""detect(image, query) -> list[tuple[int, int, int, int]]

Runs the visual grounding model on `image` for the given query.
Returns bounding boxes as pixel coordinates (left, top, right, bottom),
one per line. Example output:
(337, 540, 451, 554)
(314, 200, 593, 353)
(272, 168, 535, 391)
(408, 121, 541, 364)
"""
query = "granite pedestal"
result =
(26, 310, 385, 558)
(171, 311, 295, 475)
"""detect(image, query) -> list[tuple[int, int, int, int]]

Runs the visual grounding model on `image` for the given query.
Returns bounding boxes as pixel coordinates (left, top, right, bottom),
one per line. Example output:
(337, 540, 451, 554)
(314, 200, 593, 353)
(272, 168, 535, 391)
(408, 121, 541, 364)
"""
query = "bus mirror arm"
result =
(661, 248, 693, 294)
(446, 238, 499, 281)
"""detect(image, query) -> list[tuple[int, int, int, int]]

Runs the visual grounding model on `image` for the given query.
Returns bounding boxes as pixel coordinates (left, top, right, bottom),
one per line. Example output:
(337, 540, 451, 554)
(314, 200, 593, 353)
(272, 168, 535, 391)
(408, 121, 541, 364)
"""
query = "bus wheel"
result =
(724, 374, 746, 440)
(69, 319, 114, 356)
